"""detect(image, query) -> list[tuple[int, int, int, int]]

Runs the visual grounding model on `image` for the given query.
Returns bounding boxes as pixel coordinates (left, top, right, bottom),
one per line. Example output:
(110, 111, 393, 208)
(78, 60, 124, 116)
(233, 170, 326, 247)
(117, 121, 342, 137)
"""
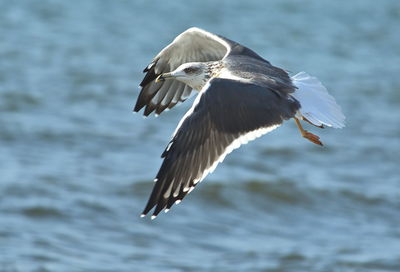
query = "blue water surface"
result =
(1, 1, 399, 271)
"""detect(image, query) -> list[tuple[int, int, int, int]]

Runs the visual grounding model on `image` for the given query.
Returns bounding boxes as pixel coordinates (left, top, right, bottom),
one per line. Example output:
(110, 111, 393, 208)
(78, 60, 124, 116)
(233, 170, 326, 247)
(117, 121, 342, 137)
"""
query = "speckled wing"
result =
(134, 27, 234, 116)
(141, 78, 300, 218)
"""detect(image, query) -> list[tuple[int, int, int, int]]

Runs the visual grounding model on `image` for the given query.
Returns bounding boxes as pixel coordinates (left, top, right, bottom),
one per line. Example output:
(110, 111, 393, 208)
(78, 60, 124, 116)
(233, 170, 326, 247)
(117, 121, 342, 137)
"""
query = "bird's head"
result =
(155, 62, 212, 90)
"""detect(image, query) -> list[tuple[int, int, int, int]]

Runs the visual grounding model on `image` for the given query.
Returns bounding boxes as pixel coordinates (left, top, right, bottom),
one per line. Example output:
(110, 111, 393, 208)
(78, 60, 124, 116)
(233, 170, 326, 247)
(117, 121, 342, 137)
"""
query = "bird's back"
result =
(220, 54, 296, 96)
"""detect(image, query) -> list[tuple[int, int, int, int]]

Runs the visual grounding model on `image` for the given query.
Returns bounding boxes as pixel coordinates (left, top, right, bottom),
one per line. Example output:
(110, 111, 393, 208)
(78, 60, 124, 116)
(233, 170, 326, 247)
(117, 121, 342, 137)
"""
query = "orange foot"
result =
(303, 130, 323, 146)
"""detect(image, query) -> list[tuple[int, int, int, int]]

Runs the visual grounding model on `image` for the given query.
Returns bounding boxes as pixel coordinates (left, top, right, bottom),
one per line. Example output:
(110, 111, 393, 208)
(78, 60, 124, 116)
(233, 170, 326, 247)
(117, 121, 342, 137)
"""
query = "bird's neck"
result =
(186, 61, 223, 91)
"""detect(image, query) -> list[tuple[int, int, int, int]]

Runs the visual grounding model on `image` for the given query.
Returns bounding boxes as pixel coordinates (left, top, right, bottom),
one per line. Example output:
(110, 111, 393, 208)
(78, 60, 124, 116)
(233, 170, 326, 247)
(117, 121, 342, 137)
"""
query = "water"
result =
(1, 0, 399, 271)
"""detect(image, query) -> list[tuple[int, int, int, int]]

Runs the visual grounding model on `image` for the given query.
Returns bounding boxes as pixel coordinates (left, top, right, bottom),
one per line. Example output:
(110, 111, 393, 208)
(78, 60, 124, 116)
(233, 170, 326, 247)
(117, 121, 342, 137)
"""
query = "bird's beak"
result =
(155, 72, 174, 83)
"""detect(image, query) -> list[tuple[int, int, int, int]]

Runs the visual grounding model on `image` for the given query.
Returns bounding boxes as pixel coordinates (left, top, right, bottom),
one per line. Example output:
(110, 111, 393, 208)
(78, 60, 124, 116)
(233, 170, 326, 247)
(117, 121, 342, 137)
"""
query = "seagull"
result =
(135, 27, 345, 219)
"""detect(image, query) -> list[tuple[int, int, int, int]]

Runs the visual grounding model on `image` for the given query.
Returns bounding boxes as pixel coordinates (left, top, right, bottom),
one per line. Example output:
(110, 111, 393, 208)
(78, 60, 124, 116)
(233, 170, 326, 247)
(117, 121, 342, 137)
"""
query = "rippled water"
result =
(1, 0, 400, 271)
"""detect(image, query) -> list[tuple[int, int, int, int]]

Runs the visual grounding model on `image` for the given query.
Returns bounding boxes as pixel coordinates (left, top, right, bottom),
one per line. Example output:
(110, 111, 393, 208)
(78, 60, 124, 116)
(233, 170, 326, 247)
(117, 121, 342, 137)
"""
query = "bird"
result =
(134, 27, 345, 219)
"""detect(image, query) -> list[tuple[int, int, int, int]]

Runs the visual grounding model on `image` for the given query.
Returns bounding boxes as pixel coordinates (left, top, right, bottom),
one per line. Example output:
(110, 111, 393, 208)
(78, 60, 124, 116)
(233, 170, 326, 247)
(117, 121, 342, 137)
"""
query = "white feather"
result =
(218, 68, 250, 82)
(291, 72, 345, 128)
(192, 124, 280, 185)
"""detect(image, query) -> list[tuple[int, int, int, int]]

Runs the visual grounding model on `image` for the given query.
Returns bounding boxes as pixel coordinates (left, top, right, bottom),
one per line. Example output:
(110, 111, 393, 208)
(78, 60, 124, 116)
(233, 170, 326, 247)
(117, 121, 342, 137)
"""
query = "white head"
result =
(156, 62, 211, 90)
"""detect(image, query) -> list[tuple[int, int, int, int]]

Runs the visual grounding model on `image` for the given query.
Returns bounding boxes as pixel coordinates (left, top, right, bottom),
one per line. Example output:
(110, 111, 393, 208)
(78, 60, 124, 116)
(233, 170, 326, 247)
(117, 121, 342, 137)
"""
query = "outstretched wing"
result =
(141, 78, 300, 218)
(134, 27, 235, 116)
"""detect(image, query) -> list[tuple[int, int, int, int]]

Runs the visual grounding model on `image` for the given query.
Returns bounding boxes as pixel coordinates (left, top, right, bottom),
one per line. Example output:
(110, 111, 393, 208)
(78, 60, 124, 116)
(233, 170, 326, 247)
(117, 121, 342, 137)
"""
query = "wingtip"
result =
(144, 106, 155, 116)
(133, 102, 144, 113)
(141, 204, 154, 218)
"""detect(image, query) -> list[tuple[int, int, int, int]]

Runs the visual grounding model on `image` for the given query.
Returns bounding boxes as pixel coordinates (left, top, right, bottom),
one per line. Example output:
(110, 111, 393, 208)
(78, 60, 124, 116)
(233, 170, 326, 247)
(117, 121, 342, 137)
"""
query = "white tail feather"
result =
(291, 72, 345, 128)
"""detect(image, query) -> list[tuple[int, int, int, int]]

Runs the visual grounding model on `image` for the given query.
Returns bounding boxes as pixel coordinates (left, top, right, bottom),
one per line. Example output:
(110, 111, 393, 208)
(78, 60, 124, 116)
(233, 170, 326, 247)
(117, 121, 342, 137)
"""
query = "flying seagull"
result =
(135, 27, 345, 219)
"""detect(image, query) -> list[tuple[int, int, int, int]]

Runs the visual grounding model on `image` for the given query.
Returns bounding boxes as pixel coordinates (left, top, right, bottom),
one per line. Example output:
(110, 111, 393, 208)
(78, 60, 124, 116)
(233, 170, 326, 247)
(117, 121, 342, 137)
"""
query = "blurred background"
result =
(1, 0, 399, 271)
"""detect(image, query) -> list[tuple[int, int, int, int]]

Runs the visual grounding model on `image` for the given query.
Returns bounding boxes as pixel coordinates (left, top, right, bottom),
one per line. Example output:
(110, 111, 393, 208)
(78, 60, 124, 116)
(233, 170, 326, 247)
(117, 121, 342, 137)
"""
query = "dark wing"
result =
(141, 78, 300, 218)
(134, 27, 233, 116)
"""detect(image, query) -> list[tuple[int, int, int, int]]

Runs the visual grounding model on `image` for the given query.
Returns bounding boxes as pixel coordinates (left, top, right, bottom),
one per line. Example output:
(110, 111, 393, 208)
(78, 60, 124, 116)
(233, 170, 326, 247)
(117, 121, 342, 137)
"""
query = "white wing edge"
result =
(156, 27, 232, 64)
(191, 124, 280, 187)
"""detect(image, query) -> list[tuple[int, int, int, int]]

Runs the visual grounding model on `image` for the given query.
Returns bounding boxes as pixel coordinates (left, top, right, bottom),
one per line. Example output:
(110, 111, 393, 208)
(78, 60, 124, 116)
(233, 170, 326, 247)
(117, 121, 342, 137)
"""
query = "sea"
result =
(1, 0, 399, 271)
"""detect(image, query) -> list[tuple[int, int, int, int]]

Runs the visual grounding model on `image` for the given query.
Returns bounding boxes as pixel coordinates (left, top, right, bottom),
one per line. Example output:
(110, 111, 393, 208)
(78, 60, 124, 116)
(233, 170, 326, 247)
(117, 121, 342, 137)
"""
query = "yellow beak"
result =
(155, 72, 173, 83)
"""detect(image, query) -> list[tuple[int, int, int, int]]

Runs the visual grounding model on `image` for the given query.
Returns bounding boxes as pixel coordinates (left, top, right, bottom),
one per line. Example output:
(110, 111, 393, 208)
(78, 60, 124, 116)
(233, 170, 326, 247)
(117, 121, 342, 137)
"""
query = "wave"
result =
(129, 179, 399, 214)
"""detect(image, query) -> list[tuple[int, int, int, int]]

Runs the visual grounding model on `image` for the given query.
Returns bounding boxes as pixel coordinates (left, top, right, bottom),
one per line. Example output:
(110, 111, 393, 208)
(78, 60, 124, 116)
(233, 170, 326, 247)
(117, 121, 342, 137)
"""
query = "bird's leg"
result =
(302, 117, 324, 128)
(294, 117, 323, 146)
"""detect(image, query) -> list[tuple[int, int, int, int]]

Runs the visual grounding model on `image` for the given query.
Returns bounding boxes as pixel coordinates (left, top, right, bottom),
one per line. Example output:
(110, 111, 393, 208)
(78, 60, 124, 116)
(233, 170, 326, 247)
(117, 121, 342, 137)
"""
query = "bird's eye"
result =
(183, 67, 196, 74)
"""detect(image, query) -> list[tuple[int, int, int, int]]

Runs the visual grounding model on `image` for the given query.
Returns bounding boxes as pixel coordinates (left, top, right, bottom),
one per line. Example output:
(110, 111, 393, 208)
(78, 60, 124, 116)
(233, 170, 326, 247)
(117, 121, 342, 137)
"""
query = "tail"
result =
(291, 72, 345, 128)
